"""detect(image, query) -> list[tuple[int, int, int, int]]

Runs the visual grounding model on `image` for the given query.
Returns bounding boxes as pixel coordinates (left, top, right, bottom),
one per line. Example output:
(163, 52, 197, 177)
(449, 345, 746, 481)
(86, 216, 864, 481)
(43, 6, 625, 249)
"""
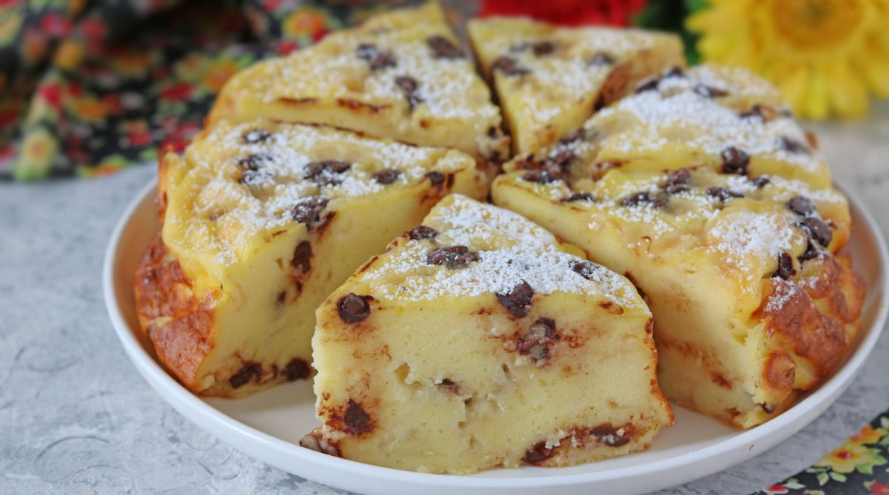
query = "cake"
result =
(507, 64, 832, 189)
(302, 194, 672, 473)
(208, 2, 510, 173)
(467, 16, 684, 155)
(492, 165, 865, 427)
(134, 120, 487, 397)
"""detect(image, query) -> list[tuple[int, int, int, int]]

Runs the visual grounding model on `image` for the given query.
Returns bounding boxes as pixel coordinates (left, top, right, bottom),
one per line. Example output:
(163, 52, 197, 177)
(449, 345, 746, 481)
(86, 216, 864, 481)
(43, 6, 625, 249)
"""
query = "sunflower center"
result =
(771, 0, 865, 49)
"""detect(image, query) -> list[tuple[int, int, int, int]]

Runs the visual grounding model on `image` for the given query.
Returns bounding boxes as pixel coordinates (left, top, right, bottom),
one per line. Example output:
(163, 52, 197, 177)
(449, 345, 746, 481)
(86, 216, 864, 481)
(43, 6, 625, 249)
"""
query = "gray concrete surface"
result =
(1, 102, 887, 494)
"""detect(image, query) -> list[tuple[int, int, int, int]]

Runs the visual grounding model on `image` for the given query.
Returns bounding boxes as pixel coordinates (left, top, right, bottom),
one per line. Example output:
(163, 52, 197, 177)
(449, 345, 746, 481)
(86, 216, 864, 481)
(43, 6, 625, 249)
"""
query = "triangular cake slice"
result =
(134, 120, 487, 397)
(467, 16, 684, 155)
(208, 2, 510, 169)
(493, 166, 864, 427)
(515, 64, 832, 189)
(302, 194, 672, 473)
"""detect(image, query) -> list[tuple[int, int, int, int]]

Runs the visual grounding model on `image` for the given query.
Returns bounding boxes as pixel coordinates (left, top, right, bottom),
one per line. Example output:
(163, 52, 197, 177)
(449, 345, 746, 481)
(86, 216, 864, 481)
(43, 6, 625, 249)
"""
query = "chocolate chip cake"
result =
(493, 164, 864, 427)
(208, 2, 510, 173)
(467, 16, 684, 155)
(134, 120, 487, 397)
(506, 64, 832, 189)
(302, 194, 673, 473)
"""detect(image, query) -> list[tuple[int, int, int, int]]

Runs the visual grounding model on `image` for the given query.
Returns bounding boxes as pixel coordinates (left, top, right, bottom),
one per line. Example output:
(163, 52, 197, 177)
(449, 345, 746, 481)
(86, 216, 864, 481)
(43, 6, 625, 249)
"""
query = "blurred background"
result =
(0, 0, 886, 181)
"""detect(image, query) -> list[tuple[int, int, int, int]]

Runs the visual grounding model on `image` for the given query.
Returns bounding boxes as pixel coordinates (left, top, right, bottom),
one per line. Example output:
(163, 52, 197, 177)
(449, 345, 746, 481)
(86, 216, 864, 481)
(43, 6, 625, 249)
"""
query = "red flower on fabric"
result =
(38, 84, 62, 109)
(161, 121, 202, 153)
(80, 18, 107, 41)
(765, 484, 789, 494)
(159, 83, 194, 101)
(872, 482, 889, 495)
(40, 13, 72, 37)
(277, 40, 299, 56)
(102, 94, 123, 116)
(129, 130, 153, 147)
(65, 81, 83, 98)
(478, 0, 647, 26)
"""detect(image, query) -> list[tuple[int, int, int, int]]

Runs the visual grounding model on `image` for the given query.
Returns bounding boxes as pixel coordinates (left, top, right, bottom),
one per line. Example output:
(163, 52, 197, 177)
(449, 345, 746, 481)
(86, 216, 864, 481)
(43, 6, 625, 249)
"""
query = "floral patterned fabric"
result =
(754, 410, 889, 495)
(0, 0, 474, 181)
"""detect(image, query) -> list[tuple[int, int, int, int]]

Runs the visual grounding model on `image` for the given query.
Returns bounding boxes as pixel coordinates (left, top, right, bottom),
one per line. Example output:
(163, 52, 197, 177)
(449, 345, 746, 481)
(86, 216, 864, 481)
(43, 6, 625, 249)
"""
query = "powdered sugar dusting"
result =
(707, 211, 796, 288)
(164, 120, 471, 265)
(589, 66, 825, 174)
(764, 279, 801, 313)
(361, 195, 642, 308)
(239, 12, 499, 123)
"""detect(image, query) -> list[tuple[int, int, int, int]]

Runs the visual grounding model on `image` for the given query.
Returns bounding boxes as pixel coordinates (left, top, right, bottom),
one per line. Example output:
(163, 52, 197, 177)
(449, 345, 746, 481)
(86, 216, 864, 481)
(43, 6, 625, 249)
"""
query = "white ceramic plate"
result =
(104, 178, 889, 495)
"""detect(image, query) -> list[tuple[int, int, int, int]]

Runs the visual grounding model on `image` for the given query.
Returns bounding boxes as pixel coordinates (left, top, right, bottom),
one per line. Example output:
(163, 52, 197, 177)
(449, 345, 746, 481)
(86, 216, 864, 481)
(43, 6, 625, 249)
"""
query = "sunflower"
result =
(687, 0, 889, 119)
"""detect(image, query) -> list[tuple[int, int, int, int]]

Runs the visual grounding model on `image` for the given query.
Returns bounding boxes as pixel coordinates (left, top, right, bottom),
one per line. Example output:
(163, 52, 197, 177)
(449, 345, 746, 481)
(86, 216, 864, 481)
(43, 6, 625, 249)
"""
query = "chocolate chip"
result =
(522, 169, 562, 183)
(395, 75, 423, 110)
(426, 171, 445, 187)
(798, 241, 820, 261)
(532, 41, 555, 56)
(237, 153, 271, 171)
(590, 424, 631, 447)
(760, 402, 776, 414)
(787, 196, 815, 216)
(243, 129, 271, 143)
(343, 400, 373, 434)
(563, 192, 596, 203)
(662, 168, 692, 195)
(559, 128, 587, 145)
(492, 56, 529, 77)
(774, 252, 795, 280)
(620, 191, 668, 208)
(750, 176, 771, 189)
(516, 318, 558, 363)
(426, 245, 479, 269)
(802, 216, 832, 247)
(283, 358, 310, 381)
(739, 104, 771, 120)
(720, 146, 750, 175)
(497, 281, 534, 318)
(291, 196, 330, 230)
(588, 51, 615, 66)
(304, 160, 351, 185)
(356, 43, 396, 71)
(694, 84, 728, 98)
(571, 261, 600, 280)
(427, 35, 464, 59)
(522, 442, 555, 465)
(292, 241, 312, 272)
(407, 225, 438, 240)
(778, 135, 810, 154)
(230, 362, 261, 389)
(372, 169, 401, 185)
(706, 187, 743, 202)
(779, 108, 795, 118)
(549, 150, 577, 172)
(663, 66, 684, 78)
(510, 40, 556, 56)
(337, 293, 371, 323)
(635, 76, 660, 93)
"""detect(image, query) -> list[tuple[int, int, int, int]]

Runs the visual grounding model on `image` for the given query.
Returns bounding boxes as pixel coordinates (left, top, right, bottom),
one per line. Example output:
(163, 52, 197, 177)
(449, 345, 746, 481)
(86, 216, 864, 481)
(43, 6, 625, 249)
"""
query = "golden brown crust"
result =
(134, 235, 214, 390)
(759, 252, 864, 384)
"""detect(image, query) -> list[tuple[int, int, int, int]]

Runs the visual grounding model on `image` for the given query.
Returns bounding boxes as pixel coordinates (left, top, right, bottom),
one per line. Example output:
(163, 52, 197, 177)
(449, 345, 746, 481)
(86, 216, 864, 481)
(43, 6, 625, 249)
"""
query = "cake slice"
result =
(492, 166, 864, 427)
(208, 2, 510, 170)
(302, 194, 672, 473)
(467, 16, 684, 155)
(515, 64, 832, 189)
(134, 120, 487, 397)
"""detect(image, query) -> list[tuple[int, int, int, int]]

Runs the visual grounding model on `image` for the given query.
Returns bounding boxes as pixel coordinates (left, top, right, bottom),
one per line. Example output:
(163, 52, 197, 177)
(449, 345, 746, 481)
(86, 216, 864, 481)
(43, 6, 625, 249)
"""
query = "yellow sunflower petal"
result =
(829, 61, 870, 118)
(861, 50, 889, 98)
(776, 64, 810, 116)
(805, 66, 831, 120)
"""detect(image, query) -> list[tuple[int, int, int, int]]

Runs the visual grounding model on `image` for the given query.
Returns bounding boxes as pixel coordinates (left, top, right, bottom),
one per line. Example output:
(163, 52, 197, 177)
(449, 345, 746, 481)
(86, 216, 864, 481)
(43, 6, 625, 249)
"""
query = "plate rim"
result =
(103, 177, 889, 493)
